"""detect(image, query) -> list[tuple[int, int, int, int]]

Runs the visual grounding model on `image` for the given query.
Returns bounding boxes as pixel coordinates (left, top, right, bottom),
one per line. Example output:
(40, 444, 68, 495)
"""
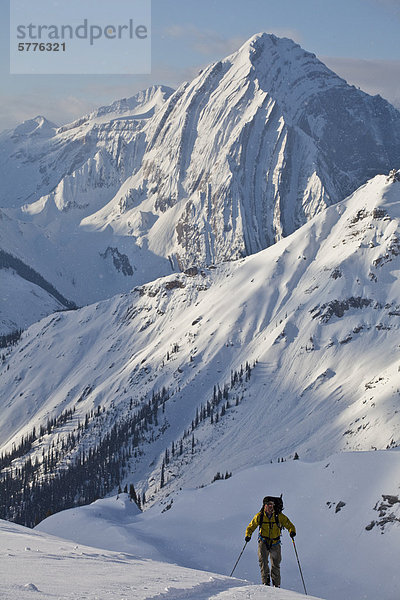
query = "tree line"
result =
(0, 387, 169, 527)
(1, 360, 254, 526)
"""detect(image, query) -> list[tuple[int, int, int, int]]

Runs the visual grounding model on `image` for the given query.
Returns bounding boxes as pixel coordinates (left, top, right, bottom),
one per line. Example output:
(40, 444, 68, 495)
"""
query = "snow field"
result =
(35, 451, 400, 600)
(1, 517, 320, 600)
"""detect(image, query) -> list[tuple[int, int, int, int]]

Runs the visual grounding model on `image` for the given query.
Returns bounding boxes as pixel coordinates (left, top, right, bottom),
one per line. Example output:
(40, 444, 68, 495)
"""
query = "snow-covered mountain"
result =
(1, 33, 400, 335)
(0, 86, 174, 334)
(1, 173, 399, 529)
(0, 85, 174, 210)
(100, 33, 400, 270)
(1, 31, 400, 600)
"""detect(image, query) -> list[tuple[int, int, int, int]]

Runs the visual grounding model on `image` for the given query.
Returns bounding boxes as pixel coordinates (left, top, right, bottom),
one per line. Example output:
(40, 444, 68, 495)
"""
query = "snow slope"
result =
(1, 174, 400, 524)
(33, 451, 400, 600)
(0, 479, 329, 600)
(2, 521, 320, 600)
(3, 450, 399, 600)
(0, 266, 67, 335)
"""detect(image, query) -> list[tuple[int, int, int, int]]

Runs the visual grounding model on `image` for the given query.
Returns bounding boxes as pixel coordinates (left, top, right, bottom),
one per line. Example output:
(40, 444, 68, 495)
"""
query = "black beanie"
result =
(263, 496, 274, 504)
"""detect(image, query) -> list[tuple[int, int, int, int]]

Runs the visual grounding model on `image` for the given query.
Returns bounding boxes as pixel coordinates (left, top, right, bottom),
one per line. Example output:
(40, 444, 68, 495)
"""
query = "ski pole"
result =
(292, 538, 308, 595)
(230, 540, 248, 577)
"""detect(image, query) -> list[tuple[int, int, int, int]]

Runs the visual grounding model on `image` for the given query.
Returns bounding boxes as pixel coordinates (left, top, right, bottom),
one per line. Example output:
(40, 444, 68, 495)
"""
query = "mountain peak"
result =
(235, 31, 324, 70)
(230, 32, 348, 122)
(242, 30, 301, 51)
(12, 115, 57, 138)
(90, 85, 175, 121)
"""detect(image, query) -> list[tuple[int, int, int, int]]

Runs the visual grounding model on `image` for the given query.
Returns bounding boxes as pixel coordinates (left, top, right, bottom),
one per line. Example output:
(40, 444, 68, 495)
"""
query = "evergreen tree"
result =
(160, 461, 165, 488)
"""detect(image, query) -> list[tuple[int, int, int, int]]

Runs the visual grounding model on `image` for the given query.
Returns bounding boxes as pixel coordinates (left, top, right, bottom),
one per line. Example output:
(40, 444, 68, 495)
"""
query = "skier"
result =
(245, 496, 296, 587)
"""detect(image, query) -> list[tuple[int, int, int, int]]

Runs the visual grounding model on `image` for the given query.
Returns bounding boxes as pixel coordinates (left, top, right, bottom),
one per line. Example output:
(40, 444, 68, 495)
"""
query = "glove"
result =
(290, 531, 296, 538)
(245, 536, 251, 542)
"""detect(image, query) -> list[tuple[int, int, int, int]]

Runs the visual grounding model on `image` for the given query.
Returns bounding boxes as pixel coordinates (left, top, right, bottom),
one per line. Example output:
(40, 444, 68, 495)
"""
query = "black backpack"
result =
(262, 495, 283, 513)
(259, 495, 284, 531)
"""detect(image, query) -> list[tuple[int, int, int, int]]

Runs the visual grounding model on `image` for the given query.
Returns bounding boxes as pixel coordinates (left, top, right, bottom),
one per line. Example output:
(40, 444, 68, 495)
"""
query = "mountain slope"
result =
(0, 86, 174, 334)
(1, 516, 321, 600)
(0, 248, 76, 337)
(0, 86, 174, 210)
(1, 173, 399, 525)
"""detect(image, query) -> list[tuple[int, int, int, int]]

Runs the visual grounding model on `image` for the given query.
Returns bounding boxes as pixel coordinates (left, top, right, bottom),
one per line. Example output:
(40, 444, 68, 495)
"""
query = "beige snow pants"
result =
(258, 540, 282, 586)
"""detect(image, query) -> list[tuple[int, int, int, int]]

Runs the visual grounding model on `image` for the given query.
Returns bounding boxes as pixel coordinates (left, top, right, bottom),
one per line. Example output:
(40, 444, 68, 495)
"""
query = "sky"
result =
(0, 0, 400, 133)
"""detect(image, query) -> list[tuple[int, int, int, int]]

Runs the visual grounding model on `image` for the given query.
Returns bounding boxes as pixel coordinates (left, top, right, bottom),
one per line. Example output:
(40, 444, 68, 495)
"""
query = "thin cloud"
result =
(267, 28, 304, 45)
(164, 24, 246, 58)
(164, 25, 304, 57)
(0, 92, 104, 132)
(369, 0, 400, 18)
(323, 56, 400, 108)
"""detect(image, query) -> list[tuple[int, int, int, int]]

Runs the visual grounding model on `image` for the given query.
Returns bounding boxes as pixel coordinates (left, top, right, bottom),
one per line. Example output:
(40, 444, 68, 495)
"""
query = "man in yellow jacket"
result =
(245, 496, 296, 587)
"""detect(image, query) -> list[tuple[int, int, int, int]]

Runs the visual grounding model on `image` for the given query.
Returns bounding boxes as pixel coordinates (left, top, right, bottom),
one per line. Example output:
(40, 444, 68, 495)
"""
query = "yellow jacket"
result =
(246, 511, 296, 541)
